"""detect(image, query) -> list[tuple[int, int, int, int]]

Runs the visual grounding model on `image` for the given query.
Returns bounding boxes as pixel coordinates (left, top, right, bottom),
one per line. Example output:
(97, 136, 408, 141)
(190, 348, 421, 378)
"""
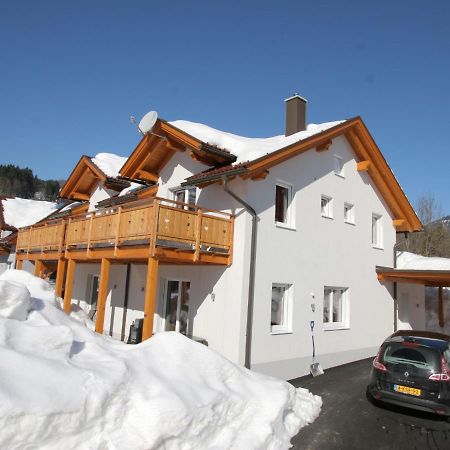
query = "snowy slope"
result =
(169, 120, 345, 164)
(91, 152, 128, 178)
(2, 198, 58, 229)
(0, 270, 321, 450)
(397, 251, 450, 271)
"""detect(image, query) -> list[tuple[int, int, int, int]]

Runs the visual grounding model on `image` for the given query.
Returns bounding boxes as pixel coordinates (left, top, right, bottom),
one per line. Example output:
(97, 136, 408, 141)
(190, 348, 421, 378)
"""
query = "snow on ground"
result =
(397, 251, 450, 271)
(2, 197, 58, 229)
(169, 120, 345, 164)
(92, 152, 128, 178)
(0, 270, 321, 450)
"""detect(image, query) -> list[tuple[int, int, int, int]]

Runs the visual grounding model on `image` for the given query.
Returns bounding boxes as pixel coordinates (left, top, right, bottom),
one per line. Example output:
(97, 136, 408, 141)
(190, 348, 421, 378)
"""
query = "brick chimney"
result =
(285, 94, 307, 136)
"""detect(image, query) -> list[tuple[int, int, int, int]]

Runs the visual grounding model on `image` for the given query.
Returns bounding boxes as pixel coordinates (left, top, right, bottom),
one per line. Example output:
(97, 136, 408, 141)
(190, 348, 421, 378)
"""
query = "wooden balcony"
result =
(16, 198, 234, 265)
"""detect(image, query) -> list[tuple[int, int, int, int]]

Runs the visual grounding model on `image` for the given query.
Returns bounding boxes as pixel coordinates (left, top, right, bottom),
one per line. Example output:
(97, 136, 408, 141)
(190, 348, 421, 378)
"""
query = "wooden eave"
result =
(377, 267, 450, 287)
(119, 120, 236, 182)
(60, 156, 107, 200)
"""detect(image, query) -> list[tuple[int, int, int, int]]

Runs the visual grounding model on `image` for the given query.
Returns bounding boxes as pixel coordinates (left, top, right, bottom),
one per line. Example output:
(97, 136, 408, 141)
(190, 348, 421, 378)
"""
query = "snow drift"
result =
(0, 270, 321, 449)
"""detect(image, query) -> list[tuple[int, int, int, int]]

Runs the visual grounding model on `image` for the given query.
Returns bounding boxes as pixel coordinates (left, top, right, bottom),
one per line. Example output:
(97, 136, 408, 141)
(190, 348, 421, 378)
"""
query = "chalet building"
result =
(15, 96, 424, 380)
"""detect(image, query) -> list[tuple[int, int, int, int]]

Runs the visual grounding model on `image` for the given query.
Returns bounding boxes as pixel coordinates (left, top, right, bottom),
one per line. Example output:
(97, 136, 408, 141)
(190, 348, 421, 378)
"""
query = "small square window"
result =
(372, 214, 383, 248)
(275, 183, 294, 227)
(271, 284, 292, 333)
(172, 187, 197, 210)
(321, 195, 333, 218)
(334, 155, 344, 177)
(323, 287, 349, 330)
(344, 203, 355, 224)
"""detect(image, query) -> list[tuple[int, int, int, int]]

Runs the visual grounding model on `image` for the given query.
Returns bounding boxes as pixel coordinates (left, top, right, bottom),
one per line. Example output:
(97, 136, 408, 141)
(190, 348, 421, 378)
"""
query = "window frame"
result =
(372, 213, 383, 248)
(275, 181, 295, 229)
(344, 202, 355, 225)
(323, 286, 349, 330)
(321, 195, 333, 219)
(270, 283, 293, 334)
(170, 186, 197, 210)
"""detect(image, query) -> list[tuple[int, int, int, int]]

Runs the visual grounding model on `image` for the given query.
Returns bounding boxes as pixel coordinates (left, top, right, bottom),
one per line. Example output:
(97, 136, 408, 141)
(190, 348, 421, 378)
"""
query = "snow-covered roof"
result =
(169, 120, 345, 164)
(0, 269, 322, 448)
(91, 152, 128, 178)
(397, 251, 450, 271)
(1, 197, 58, 229)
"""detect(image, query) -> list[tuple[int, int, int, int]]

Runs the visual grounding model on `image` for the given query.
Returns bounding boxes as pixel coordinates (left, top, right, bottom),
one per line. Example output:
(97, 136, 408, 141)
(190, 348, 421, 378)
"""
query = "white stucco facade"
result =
(64, 135, 404, 380)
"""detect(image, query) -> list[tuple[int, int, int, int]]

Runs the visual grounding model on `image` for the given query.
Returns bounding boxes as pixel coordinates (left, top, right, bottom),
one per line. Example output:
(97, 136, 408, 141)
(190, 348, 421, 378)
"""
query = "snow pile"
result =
(0, 280, 30, 320)
(0, 270, 321, 449)
(170, 119, 345, 163)
(92, 152, 128, 178)
(2, 198, 57, 229)
(397, 251, 450, 271)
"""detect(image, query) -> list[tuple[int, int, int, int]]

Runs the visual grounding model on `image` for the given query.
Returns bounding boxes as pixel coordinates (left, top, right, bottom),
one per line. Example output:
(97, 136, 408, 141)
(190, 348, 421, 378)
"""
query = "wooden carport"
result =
(377, 267, 450, 328)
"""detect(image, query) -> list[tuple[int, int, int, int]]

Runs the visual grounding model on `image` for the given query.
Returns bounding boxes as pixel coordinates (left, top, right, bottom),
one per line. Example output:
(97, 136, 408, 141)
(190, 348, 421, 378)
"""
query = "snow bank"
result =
(91, 152, 128, 178)
(397, 251, 450, 271)
(170, 119, 345, 163)
(2, 197, 57, 229)
(0, 270, 321, 450)
(0, 280, 30, 320)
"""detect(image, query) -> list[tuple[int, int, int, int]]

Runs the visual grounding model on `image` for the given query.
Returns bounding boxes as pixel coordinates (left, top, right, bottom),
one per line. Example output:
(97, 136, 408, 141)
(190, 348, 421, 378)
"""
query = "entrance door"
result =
(164, 280, 190, 335)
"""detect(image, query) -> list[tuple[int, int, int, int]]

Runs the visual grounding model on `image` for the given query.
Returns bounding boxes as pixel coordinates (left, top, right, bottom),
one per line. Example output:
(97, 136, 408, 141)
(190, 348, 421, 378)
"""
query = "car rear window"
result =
(382, 343, 441, 371)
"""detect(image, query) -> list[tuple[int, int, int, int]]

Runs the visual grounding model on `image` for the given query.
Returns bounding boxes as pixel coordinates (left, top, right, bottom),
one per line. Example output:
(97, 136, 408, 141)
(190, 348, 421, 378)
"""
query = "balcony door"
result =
(163, 280, 190, 335)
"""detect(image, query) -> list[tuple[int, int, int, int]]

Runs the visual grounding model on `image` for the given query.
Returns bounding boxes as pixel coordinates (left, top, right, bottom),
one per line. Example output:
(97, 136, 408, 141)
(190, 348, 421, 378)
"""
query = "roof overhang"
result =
(377, 266, 450, 287)
(183, 117, 422, 232)
(119, 120, 237, 182)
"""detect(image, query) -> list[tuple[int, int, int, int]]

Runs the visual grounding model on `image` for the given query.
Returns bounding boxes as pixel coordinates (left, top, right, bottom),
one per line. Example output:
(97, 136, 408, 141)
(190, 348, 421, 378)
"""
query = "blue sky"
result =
(0, 0, 449, 214)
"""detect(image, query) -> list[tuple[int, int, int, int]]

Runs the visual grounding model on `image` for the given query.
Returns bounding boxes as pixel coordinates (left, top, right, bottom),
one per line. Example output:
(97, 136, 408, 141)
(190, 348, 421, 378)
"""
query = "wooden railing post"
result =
(63, 259, 76, 314)
(150, 200, 160, 257)
(142, 257, 159, 340)
(55, 258, 66, 298)
(194, 208, 203, 262)
(16, 259, 23, 270)
(27, 226, 32, 254)
(114, 207, 122, 255)
(95, 258, 111, 334)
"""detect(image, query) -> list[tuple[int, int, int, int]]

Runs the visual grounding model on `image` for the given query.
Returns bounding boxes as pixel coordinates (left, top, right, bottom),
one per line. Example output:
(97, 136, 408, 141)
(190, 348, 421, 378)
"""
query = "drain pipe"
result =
(222, 176, 257, 369)
(393, 232, 409, 332)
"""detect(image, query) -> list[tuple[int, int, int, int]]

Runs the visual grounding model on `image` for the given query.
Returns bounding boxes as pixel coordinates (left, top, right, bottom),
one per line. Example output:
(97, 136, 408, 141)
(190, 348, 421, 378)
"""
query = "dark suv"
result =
(367, 330, 450, 418)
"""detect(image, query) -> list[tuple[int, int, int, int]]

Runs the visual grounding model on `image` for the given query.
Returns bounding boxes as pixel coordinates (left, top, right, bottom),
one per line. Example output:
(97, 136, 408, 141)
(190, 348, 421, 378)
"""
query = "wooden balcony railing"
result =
(16, 198, 234, 263)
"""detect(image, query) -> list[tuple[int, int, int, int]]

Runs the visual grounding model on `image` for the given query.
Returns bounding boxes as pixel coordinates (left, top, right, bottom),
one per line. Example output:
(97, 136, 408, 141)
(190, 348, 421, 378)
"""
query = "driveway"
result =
(289, 358, 450, 450)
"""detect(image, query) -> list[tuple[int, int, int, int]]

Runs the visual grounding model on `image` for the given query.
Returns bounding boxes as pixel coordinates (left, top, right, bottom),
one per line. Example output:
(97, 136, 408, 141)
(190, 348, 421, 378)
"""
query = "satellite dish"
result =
(139, 111, 158, 134)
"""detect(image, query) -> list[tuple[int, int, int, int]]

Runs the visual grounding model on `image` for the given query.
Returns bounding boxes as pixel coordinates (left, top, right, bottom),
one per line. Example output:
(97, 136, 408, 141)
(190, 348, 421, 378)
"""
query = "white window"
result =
(321, 195, 333, 218)
(334, 155, 344, 177)
(344, 203, 355, 224)
(171, 187, 197, 210)
(323, 287, 349, 330)
(163, 280, 190, 335)
(275, 183, 294, 228)
(271, 284, 292, 333)
(372, 214, 383, 248)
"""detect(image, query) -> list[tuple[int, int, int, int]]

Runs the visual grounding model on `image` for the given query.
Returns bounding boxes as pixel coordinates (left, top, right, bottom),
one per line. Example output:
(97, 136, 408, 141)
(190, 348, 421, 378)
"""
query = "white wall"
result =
(88, 183, 118, 212)
(397, 284, 426, 330)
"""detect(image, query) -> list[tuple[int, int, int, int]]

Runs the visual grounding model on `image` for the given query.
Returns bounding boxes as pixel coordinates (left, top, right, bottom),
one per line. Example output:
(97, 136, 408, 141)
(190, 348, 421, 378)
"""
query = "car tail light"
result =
(428, 356, 450, 381)
(373, 349, 387, 372)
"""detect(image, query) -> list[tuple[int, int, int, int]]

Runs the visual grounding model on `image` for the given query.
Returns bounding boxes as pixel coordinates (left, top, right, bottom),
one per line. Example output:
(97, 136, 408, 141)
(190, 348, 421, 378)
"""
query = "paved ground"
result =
(289, 358, 450, 450)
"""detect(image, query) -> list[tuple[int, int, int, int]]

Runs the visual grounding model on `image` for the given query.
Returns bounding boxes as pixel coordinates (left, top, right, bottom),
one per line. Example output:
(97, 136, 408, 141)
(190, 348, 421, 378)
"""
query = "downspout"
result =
(393, 232, 409, 332)
(222, 176, 257, 370)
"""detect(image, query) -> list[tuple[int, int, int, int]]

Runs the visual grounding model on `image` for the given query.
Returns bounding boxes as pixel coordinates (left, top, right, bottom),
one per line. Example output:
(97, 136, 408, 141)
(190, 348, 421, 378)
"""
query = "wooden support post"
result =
(55, 258, 66, 298)
(142, 257, 159, 341)
(95, 258, 111, 335)
(34, 260, 43, 277)
(194, 209, 203, 262)
(439, 287, 444, 328)
(16, 259, 23, 270)
(63, 259, 76, 314)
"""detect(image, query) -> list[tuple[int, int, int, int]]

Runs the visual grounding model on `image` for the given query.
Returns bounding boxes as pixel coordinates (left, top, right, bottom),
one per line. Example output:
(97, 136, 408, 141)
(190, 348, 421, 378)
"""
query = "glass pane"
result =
(275, 186, 288, 223)
(333, 289, 343, 323)
(372, 216, 378, 244)
(323, 288, 331, 322)
(187, 188, 196, 205)
(165, 281, 179, 332)
(175, 190, 186, 207)
(271, 286, 285, 326)
(91, 276, 99, 306)
(179, 281, 190, 335)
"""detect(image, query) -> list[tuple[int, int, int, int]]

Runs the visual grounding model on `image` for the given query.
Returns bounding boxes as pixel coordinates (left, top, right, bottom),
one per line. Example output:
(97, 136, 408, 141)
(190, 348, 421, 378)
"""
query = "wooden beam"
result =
(16, 259, 23, 270)
(63, 259, 76, 314)
(316, 139, 332, 152)
(250, 170, 270, 181)
(55, 258, 66, 298)
(72, 192, 90, 201)
(142, 257, 159, 340)
(136, 169, 159, 183)
(34, 260, 43, 277)
(439, 287, 444, 328)
(166, 137, 185, 152)
(357, 160, 371, 172)
(393, 219, 406, 229)
(95, 258, 111, 334)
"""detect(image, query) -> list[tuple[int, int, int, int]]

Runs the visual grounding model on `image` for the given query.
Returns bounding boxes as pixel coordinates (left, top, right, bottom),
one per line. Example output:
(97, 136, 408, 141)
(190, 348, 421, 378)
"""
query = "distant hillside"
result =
(0, 164, 63, 201)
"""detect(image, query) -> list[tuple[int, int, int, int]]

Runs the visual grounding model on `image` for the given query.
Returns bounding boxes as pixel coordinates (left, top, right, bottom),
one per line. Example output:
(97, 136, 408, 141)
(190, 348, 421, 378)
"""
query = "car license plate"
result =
(394, 384, 421, 396)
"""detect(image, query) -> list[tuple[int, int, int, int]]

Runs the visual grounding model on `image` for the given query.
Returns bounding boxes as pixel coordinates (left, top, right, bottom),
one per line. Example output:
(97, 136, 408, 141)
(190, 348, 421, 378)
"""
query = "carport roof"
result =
(376, 266, 450, 287)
